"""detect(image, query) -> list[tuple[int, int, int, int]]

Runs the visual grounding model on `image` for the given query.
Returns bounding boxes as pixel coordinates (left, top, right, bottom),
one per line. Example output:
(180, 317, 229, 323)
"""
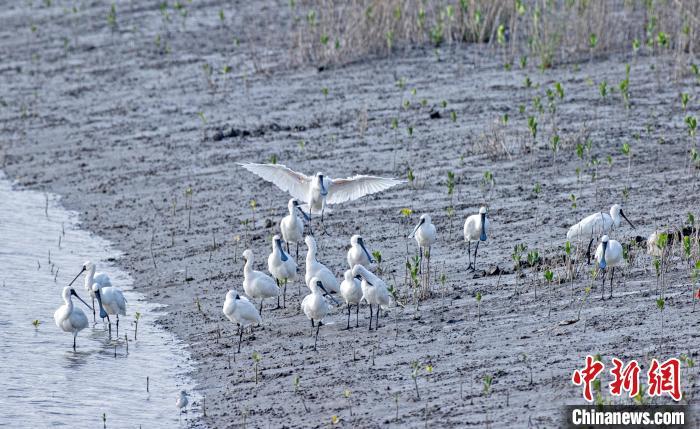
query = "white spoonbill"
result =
(92, 282, 127, 336)
(67, 260, 111, 323)
(223, 289, 262, 353)
(352, 265, 391, 331)
(268, 234, 297, 308)
(281, 198, 309, 257)
(463, 207, 490, 272)
(340, 269, 363, 329)
(594, 235, 624, 300)
(567, 204, 635, 262)
(242, 248, 280, 315)
(304, 235, 340, 294)
(54, 286, 92, 350)
(301, 277, 339, 351)
(408, 214, 437, 280)
(176, 390, 189, 419)
(347, 234, 374, 269)
(239, 162, 404, 226)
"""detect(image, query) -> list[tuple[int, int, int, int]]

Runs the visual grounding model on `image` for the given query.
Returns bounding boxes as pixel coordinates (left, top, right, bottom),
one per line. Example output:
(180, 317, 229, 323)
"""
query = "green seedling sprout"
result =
(252, 351, 261, 384)
(410, 360, 421, 399)
(133, 311, 141, 340)
(476, 291, 482, 321)
(32, 319, 41, 329)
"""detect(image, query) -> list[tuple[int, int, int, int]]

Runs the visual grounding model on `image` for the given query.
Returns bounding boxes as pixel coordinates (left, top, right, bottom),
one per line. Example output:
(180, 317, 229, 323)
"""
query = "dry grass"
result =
(287, 0, 700, 69)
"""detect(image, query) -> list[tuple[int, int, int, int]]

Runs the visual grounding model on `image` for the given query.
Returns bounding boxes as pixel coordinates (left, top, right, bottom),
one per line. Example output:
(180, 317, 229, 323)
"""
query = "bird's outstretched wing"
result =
(239, 163, 311, 202)
(327, 175, 404, 205)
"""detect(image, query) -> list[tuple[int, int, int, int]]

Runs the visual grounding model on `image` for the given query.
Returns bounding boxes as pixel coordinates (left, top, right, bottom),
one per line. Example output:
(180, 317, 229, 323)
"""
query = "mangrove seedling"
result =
(476, 291, 482, 322)
(32, 319, 40, 329)
(410, 360, 421, 400)
(133, 311, 141, 340)
(252, 351, 262, 384)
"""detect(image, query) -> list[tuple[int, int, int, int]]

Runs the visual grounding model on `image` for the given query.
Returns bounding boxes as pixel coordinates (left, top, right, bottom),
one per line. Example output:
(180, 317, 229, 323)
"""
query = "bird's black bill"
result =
(318, 283, 339, 305)
(479, 213, 487, 241)
(359, 239, 374, 263)
(95, 292, 108, 319)
(620, 210, 635, 229)
(296, 205, 311, 221)
(276, 239, 289, 262)
(599, 242, 608, 269)
(319, 175, 328, 196)
(409, 218, 424, 238)
(68, 266, 86, 287)
(71, 289, 94, 311)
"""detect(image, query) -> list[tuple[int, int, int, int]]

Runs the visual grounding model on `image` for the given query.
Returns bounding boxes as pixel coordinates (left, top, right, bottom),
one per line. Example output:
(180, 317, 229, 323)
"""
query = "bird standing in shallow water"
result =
(223, 289, 262, 353)
(91, 281, 127, 337)
(177, 390, 189, 420)
(268, 234, 296, 308)
(54, 286, 92, 350)
(594, 235, 623, 300)
(463, 206, 490, 272)
(70, 260, 111, 324)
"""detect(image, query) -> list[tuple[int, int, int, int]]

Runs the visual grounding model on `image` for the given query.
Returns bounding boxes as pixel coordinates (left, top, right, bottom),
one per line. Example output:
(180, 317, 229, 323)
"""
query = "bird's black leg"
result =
(311, 319, 315, 328)
(73, 334, 77, 351)
(259, 300, 264, 316)
(467, 241, 474, 271)
(609, 267, 615, 299)
(600, 269, 606, 300)
(375, 305, 381, 330)
(92, 296, 96, 324)
(355, 303, 359, 328)
(107, 314, 112, 337)
(346, 304, 351, 330)
(286, 241, 290, 254)
(473, 241, 480, 272)
(313, 322, 322, 351)
(276, 279, 281, 309)
(116, 314, 120, 336)
(238, 327, 243, 353)
(419, 247, 423, 275)
(296, 242, 299, 260)
(368, 304, 373, 331)
(283, 280, 287, 308)
(586, 238, 595, 265)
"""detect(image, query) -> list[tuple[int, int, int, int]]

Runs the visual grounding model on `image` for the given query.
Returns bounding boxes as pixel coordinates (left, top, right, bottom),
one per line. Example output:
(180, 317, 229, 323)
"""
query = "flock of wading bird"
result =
(54, 162, 643, 354)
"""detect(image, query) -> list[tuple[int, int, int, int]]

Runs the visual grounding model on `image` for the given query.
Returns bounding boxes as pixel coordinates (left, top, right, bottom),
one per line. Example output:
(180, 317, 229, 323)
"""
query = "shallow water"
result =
(0, 173, 198, 427)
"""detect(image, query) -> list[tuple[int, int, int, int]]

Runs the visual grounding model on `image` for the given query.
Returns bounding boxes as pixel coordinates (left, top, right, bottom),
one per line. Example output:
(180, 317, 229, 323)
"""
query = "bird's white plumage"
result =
(268, 235, 297, 282)
(304, 236, 339, 293)
(411, 214, 437, 249)
(352, 265, 391, 309)
(54, 287, 90, 348)
(239, 163, 404, 214)
(280, 198, 305, 246)
(176, 391, 189, 410)
(646, 231, 664, 257)
(463, 208, 490, 242)
(223, 290, 262, 327)
(83, 261, 111, 300)
(346, 234, 373, 269)
(340, 269, 363, 305)
(93, 282, 127, 316)
(594, 236, 624, 268)
(239, 163, 310, 202)
(242, 249, 280, 300)
(567, 204, 632, 242)
(301, 277, 333, 323)
(326, 175, 404, 204)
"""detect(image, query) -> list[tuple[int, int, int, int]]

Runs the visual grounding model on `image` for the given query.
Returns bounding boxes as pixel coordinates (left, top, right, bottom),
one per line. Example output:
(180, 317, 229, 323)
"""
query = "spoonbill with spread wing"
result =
(239, 162, 404, 229)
